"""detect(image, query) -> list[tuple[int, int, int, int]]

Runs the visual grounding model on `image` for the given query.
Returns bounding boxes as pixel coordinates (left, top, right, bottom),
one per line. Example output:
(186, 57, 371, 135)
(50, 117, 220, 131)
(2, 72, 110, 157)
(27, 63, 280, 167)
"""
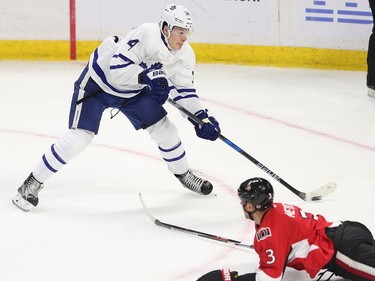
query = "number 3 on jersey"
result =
(266, 249, 276, 264)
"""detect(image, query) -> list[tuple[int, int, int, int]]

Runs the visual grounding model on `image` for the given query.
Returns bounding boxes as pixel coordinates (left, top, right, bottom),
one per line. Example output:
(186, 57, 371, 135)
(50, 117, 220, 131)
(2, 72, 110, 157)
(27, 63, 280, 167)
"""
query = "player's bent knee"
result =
(55, 129, 94, 161)
(147, 117, 180, 145)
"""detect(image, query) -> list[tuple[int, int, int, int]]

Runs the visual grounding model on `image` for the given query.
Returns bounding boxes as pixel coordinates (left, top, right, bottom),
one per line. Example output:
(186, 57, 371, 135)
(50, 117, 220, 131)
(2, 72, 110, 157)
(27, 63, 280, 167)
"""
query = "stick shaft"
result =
(167, 98, 305, 200)
(139, 193, 253, 250)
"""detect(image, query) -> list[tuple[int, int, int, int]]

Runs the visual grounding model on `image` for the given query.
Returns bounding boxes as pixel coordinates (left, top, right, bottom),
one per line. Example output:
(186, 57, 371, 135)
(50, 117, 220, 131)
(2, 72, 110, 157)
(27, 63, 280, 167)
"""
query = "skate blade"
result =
(12, 193, 34, 212)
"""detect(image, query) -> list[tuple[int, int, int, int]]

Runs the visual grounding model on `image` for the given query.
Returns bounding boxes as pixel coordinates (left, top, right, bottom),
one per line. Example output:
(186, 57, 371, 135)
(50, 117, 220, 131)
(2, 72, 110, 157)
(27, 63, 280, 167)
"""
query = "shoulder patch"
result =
(282, 203, 296, 218)
(256, 227, 272, 242)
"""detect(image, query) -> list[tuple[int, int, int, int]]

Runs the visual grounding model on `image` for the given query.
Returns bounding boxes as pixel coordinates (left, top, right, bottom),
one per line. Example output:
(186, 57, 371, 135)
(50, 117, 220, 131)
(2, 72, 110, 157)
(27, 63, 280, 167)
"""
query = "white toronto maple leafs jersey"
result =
(88, 22, 204, 115)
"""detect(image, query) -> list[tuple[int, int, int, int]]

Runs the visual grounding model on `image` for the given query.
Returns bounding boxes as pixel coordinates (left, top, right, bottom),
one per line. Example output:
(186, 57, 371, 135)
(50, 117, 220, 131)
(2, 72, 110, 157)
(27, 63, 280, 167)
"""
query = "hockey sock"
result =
(33, 129, 94, 182)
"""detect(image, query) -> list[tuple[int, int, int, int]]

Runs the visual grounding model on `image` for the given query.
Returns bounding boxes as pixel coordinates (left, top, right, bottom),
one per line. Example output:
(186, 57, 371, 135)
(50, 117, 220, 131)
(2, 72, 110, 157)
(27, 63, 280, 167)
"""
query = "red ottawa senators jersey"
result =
(253, 203, 335, 281)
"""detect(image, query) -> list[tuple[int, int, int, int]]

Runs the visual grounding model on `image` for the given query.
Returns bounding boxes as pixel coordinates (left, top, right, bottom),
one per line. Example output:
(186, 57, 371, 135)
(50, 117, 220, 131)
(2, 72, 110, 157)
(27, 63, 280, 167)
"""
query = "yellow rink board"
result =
(0, 40, 367, 71)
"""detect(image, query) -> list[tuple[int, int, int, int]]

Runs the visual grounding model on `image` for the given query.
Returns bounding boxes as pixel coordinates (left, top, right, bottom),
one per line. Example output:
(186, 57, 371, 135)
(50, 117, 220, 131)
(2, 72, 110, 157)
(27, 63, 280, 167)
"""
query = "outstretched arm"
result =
(197, 269, 256, 281)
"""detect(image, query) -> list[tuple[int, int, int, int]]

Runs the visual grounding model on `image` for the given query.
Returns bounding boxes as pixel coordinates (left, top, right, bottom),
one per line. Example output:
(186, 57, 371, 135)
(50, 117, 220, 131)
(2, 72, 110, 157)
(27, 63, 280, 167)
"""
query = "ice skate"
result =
(175, 170, 213, 195)
(368, 87, 375, 98)
(12, 173, 44, 212)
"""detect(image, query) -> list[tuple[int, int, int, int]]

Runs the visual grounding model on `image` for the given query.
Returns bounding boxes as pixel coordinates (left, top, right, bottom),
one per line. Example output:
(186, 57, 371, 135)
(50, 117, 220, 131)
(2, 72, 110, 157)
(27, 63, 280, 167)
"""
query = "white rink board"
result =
(0, 0, 373, 50)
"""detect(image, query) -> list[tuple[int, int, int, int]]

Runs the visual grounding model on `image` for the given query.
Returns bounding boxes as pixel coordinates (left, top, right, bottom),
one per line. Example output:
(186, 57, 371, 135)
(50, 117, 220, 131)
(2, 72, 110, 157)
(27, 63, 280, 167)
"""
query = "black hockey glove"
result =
(189, 109, 221, 141)
(197, 269, 238, 281)
(139, 63, 170, 105)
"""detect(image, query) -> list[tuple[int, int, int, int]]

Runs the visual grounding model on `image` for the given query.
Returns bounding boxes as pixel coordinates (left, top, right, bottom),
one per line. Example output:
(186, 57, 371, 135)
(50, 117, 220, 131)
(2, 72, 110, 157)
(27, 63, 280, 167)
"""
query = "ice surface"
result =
(0, 61, 374, 281)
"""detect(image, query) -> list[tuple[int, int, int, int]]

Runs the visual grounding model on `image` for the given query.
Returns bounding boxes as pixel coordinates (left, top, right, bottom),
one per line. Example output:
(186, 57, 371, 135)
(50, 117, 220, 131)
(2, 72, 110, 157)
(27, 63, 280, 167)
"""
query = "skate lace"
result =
(182, 171, 204, 192)
(25, 176, 43, 196)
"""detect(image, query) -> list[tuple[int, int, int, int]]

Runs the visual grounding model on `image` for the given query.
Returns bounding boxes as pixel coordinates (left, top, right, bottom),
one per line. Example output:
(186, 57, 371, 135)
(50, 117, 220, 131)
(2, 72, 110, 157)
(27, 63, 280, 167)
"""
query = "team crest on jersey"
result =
(256, 227, 272, 242)
(139, 61, 147, 69)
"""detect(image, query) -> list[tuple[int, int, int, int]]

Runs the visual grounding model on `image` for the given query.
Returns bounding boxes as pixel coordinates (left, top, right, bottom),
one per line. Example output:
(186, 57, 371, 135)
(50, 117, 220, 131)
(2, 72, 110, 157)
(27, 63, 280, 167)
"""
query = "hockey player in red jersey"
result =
(198, 177, 375, 281)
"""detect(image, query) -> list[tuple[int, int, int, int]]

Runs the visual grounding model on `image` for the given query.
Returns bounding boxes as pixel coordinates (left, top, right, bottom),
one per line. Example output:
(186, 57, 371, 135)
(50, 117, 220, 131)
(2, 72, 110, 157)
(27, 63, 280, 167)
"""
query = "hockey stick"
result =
(139, 193, 254, 250)
(167, 98, 337, 201)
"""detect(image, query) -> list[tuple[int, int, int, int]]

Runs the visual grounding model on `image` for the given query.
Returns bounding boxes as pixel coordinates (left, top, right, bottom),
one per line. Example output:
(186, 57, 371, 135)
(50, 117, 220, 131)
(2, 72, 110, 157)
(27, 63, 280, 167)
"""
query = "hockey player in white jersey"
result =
(12, 4, 221, 212)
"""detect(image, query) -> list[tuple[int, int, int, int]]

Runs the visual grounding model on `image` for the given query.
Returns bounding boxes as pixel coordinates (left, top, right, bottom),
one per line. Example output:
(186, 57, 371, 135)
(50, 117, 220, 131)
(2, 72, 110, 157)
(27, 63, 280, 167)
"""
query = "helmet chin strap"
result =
(243, 204, 257, 221)
(161, 29, 174, 51)
(164, 28, 171, 39)
(249, 210, 258, 221)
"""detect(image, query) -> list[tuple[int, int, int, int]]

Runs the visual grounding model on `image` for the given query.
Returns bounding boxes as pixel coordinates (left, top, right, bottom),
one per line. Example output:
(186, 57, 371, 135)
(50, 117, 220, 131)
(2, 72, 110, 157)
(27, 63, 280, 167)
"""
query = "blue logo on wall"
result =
(305, 0, 373, 24)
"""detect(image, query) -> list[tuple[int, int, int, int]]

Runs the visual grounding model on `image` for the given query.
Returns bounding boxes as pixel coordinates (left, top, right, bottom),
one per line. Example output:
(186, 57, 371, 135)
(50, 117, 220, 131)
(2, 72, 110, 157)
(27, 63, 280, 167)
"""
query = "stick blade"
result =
(303, 182, 337, 201)
(139, 193, 156, 223)
(138, 192, 254, 250)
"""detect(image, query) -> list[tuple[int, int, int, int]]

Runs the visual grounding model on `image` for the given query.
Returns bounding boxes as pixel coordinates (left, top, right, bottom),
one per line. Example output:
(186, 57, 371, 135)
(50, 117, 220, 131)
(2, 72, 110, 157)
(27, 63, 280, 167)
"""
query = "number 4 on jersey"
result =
(127, 39, 139, 50)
